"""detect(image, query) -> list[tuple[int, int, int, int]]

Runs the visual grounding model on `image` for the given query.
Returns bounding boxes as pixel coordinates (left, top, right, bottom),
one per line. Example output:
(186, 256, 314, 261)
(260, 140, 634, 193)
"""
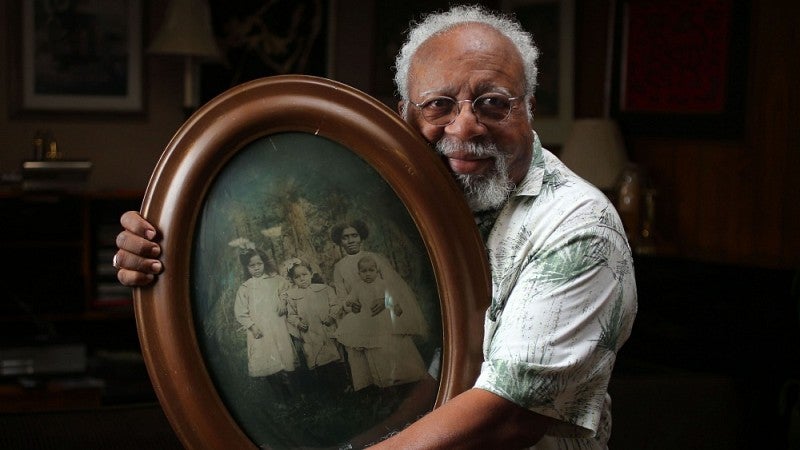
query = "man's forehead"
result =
(414, 23, 506, 59)
(408, 24, 524, 96)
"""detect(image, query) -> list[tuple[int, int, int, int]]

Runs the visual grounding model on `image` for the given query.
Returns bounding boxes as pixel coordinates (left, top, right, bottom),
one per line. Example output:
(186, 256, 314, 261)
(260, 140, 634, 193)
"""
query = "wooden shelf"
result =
(0, 309, 134, 324)
(0, 381, 104, 413)
(0, 191, 142, 317)
(0, 192, 148, 413)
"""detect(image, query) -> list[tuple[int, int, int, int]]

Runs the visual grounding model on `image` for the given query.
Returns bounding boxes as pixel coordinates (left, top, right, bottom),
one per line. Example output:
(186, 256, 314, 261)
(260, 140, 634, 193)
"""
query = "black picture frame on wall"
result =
(199, 0, 332, 106)
(502, 0, 575, 147)
(609, 0, 749, 138)
(9, 0, 144, 115)
(370, 0, 452, 107)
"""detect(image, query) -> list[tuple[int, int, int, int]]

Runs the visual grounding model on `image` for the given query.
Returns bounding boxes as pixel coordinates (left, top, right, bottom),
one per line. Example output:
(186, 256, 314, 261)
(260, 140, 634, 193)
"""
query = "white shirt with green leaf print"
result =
(474, 133, 638, 450)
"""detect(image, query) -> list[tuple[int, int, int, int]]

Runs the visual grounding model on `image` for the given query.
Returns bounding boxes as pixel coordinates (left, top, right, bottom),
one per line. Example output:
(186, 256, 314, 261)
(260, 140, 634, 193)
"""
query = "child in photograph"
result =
(283, 258, 349, 395)
(335, 255, 428, 391)
(233, 247, 297, 383)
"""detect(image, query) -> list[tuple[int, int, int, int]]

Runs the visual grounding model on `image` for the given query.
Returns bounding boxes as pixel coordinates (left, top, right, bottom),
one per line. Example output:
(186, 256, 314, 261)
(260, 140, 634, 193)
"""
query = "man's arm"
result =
(370, 388, 553, 449)
(114, 211, 163, 286)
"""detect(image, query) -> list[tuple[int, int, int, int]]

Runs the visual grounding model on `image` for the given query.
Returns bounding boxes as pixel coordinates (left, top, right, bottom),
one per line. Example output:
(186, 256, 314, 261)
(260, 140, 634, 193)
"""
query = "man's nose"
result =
(444, 101, 486, 140)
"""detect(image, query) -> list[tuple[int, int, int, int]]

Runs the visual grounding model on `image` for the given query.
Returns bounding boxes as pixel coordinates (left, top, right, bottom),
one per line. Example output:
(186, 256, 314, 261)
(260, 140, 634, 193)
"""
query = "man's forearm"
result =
(369, 388, 552, 449)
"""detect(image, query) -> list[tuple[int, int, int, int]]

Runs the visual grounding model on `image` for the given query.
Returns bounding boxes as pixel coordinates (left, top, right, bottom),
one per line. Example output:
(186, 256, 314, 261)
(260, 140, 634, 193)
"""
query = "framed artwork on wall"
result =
(134, 75, 490, 449)
(10, 0, 143, 115)
(503, 0, 575, 147)
(609, 0, 749, 137)
(199, 0, 332, 106)
(370, 0, 452, 107)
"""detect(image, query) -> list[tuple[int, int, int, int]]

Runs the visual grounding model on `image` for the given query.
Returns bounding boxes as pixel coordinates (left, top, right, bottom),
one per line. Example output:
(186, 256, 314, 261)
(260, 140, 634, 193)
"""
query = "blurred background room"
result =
(0, 0, 798, 448)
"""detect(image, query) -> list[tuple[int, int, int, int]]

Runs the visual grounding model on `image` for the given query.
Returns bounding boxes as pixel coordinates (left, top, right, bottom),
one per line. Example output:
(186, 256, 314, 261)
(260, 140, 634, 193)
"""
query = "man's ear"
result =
(397, 100, 405, 116)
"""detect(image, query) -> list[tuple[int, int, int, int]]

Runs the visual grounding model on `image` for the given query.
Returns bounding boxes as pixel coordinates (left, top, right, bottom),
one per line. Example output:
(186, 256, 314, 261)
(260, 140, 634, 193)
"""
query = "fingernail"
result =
(152, 262, 163, 273)
(145, 229, 156, 240)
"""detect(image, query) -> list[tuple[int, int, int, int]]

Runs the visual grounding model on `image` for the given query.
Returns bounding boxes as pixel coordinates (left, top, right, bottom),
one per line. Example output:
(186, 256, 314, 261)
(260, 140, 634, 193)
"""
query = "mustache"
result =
(435, 137, 501, 158)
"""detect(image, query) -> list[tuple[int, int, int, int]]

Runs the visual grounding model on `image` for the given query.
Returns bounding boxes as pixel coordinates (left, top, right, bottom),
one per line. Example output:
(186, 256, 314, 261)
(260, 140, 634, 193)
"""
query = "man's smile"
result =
(443, 153, 494, 175)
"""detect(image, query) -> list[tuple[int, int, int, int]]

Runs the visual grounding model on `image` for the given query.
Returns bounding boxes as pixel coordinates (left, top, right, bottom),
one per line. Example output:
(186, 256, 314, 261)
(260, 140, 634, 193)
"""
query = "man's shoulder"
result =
(497, 150, 623, 248)
(518, 149, 613, 214)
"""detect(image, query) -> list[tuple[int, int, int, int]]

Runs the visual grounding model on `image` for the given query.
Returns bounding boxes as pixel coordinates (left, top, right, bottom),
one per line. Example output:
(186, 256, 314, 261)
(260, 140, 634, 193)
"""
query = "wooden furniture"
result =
(0, 191, 142, 316)
(0, 403, 182, 449)
(610, 253, 799, 449)
(0, 191, 153, 412)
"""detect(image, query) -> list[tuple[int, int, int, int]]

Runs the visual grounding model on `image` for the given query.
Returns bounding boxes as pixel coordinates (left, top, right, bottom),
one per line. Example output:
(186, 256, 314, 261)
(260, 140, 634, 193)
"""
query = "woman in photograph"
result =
(335, 254, 428, 390)
(330, 220, 429, 391)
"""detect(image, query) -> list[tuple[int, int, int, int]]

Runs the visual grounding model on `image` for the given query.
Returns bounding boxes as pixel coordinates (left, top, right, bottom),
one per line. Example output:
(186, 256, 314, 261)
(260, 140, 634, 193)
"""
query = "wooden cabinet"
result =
(1, 193, 86, 316)
(0, 191, 141, 319)
(0, 191, 153, 411)
(612, 254, 799, 450)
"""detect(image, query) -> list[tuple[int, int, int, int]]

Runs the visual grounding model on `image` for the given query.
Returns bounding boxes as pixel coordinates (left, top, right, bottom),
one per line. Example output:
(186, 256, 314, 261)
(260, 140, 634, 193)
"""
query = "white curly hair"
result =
(393, 4, 540, 107)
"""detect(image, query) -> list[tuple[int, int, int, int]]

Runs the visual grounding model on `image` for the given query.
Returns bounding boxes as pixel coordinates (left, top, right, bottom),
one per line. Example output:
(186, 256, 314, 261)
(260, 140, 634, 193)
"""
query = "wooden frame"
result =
(134, 75, 490, 449)
(503, 0, 575, 147)
(10, 0, 143, 115)
(609, 0, 749, 137)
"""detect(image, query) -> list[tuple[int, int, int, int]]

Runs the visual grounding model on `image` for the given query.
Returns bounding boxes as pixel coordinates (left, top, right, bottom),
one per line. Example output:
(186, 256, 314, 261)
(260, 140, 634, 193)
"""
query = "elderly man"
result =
(115, 5, 636, 449)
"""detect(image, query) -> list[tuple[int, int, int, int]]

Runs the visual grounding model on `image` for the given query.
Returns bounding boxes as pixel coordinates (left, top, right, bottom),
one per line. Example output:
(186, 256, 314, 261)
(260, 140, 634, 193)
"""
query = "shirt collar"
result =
(471, 130, 544, 224)
(512, 130, 545, 198)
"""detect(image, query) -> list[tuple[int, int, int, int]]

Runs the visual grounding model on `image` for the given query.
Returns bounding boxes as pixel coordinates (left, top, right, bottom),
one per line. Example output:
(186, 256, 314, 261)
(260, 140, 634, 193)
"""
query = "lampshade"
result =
(559, 119, 628, 191)
(148, 0, 222, 60)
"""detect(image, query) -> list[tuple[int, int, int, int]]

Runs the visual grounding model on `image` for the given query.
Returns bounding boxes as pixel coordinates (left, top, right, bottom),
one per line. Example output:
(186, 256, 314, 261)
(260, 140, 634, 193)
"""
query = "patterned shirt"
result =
(474, 133, 638, 449)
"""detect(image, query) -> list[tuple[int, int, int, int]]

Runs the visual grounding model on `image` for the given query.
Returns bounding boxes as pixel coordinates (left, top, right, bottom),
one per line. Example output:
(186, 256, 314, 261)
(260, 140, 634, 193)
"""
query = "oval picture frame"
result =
(134, 75, 490, 449)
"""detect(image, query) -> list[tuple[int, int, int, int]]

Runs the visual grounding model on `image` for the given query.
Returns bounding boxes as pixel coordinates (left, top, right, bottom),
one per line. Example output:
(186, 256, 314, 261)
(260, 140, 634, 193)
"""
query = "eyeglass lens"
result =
(419, 94, 515, 126)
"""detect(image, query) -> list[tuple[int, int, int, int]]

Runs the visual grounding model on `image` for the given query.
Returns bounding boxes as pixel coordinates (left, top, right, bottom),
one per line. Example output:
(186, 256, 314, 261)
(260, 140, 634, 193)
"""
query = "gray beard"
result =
(435, 138, 514, 212)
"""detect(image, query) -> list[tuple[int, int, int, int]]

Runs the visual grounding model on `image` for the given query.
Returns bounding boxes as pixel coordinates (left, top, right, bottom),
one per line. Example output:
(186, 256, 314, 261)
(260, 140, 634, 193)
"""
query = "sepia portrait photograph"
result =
(190, 131, 442, 448)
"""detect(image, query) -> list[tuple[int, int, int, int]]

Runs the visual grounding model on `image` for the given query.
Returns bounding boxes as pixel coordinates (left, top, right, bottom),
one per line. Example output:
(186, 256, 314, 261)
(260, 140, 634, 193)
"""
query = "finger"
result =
(114, 249, 163, 275)
(116, 229, 161, 258)
(117, 268, 156, 287)
(120, 210, 158, 240)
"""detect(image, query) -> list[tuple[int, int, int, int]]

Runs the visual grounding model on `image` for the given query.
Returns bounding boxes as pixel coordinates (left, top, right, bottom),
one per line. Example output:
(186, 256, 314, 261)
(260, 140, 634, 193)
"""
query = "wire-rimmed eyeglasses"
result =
(411, 93, 520, 126)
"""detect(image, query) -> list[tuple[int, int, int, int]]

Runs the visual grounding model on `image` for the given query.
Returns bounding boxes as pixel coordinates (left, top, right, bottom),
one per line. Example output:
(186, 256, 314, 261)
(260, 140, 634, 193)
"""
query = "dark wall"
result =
(574, 0, 800, 269)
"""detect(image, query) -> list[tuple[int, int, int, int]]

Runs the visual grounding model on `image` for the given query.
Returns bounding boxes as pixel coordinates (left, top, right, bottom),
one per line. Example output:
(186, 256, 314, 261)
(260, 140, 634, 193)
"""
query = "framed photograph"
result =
(200, 0, 332, 106)
(609, 0, 749, 137)
(10, 0, 143, 114)
(503, 0, 575, 147)
(134, 75, 490, 449)
(370, 0, 452, 106)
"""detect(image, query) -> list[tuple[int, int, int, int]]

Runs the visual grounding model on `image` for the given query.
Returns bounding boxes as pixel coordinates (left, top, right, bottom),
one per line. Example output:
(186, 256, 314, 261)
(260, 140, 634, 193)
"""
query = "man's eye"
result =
(424, 98, 454, 111)
(477, 95, 508, 108)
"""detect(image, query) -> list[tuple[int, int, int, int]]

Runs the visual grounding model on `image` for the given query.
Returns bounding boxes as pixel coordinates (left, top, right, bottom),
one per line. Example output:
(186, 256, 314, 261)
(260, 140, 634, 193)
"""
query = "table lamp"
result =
(148, 0, 222, 113)
(559, 118, 628, 193)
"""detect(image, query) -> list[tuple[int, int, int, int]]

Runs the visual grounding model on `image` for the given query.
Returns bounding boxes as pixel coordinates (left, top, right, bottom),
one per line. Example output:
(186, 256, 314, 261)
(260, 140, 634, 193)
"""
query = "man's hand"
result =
(114, 211, 163, 287)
